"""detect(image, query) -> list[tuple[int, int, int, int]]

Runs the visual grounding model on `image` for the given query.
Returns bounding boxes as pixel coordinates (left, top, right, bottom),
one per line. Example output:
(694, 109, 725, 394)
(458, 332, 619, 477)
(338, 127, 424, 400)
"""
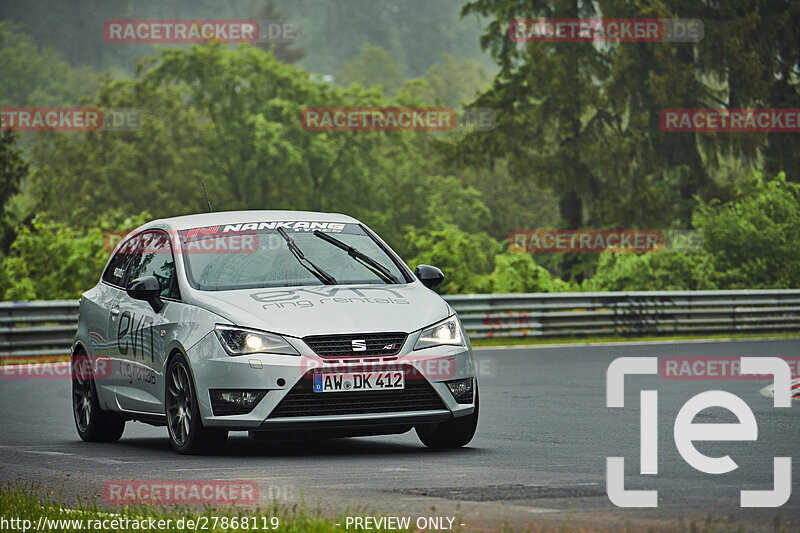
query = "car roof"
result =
(145, 210, 360, 231)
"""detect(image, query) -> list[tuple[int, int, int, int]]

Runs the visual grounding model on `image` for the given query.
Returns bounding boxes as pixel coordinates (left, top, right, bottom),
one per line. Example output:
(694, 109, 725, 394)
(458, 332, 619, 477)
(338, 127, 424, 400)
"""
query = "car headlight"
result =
(413, 315, 464, 350)
(214, 325, 299, 356)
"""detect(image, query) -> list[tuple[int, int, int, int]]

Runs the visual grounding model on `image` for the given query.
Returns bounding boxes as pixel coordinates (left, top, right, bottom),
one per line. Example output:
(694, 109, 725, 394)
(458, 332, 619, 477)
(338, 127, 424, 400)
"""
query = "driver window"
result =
(102, 235, 139, 288)
(127, 231, 180, 299)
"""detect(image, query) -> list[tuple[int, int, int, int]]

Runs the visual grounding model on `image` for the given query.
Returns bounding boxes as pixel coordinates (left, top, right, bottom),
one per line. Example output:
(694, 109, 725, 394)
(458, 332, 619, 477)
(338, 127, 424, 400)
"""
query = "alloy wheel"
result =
(167, 362, 193, 446)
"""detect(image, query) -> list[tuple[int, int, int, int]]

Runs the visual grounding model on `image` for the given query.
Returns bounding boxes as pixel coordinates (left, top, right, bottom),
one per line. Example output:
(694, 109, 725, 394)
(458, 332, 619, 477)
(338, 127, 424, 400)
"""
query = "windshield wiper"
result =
(312, 230, 400, 284)
(276, 227, 337, 285)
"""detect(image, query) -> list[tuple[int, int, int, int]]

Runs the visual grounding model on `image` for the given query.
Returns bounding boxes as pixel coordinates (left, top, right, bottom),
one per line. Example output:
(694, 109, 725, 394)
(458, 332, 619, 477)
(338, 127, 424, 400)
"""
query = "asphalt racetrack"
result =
(1, 339, 797, 531)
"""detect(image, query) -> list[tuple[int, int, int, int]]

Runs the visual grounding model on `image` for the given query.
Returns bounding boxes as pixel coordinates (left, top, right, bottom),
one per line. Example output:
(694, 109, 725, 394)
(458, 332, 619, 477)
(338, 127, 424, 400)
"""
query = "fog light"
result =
(209, 389, 267, 416)
(446, 378, 474, 404)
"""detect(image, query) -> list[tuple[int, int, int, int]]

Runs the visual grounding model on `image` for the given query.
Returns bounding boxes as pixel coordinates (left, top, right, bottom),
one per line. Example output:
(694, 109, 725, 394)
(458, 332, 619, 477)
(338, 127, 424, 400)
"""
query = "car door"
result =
(91, 234, 140, 399)
(113, 230, 181, 414)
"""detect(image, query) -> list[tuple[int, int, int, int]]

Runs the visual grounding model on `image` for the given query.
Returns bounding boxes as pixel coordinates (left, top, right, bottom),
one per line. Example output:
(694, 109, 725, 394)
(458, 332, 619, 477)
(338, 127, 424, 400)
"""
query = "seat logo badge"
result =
(351, 339, 367, 352)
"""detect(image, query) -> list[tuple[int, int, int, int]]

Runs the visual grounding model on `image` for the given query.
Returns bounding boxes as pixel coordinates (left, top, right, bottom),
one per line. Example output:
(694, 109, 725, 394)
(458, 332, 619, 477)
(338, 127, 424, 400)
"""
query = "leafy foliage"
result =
(337, 45, 405, 98)
(2, 213, 150, 300)
(583, 172, 800, 291)
(489, 252, 574, 293)
(583, 252, 719, 292)
(0, 21, 98, 108)
(693, 172, 800, 289)
(405, 223, 500, 294)
(0, 130, 28, 252)
(0, 9, 798, 300)
(461, 0, 800, 233)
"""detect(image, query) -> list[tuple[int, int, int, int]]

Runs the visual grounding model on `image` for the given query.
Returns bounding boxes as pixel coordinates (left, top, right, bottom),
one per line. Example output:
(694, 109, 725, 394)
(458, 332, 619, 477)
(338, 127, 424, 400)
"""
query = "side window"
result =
(127, 231, 180, 300)
(102, 236, 138, 288)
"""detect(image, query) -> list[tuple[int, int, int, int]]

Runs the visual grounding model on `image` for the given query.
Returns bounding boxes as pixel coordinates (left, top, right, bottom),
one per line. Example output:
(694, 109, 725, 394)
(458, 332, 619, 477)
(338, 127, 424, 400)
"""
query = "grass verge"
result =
(0, 483, 405, 533)
(1, 483, 793, 533)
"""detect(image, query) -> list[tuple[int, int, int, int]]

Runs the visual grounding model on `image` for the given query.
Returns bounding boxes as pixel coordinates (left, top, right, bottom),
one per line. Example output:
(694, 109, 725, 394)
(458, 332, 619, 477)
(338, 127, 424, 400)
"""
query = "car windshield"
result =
(179, 222, 408, 291)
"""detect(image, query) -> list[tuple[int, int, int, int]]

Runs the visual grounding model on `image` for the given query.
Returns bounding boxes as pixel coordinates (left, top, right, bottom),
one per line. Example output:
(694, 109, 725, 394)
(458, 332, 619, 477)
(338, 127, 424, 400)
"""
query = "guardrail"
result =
(448, 290, 800, 338)
(2, 290, 799, 358)
(0, 300, 80, 358)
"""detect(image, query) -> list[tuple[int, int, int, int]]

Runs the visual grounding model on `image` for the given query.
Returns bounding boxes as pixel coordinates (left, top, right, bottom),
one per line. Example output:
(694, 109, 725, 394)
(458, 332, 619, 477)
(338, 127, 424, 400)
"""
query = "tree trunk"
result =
(558, 190, 583, 282)
(559, 190, 582, 229)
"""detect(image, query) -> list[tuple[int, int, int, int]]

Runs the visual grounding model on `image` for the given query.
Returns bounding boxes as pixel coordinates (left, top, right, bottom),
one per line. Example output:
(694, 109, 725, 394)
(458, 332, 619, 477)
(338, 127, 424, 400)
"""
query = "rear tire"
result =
(166, 353, 228, 455)
(72, 352, 125, 442)
(416, 382, 479, 449)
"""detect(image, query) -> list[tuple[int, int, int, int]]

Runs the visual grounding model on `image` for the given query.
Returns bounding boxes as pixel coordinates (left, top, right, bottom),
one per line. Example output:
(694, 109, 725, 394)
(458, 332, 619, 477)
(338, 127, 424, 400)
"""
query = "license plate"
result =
(313, 371, 405, 393)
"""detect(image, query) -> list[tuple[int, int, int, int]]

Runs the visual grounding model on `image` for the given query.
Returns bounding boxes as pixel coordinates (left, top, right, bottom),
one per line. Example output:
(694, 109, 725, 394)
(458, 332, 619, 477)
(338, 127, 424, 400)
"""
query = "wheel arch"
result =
(164, 346, 187, 380)
(72, 342, 88, 356)
(163, 345, 197, 399)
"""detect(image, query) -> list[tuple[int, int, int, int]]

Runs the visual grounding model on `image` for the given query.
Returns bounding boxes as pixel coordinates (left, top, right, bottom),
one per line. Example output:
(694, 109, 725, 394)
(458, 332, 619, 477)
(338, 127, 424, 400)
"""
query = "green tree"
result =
(420, 55, 494, 109)
(28, 44, 400, 225)
(25, 43, 491, 267)
(0, 130, 28, 252)
(489, 252, 573, 293)
(459, 0, 610, 233)
(583, 252, 718, 291)
(275, 0, 490, 78)
(459, 0, 800, 249)
(693, 172, 800, 289)
(405, 224, 500, 294)
(2, 212, 150, 301)
(248, 0, 307, 63)
(585, 172, 800, 291)
(0, 21, 98, 108)
(448, 159, 561, 242)
(337, 45, 405, 98)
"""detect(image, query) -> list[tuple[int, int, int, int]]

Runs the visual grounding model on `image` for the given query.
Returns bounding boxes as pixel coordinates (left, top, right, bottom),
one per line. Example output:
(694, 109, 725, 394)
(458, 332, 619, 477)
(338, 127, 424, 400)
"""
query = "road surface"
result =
(1, 339, 797, 531)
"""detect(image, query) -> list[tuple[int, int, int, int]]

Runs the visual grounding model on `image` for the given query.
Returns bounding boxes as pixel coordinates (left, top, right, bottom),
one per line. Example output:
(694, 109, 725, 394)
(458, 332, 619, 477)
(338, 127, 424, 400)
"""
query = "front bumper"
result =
(186, 331, 476, 429)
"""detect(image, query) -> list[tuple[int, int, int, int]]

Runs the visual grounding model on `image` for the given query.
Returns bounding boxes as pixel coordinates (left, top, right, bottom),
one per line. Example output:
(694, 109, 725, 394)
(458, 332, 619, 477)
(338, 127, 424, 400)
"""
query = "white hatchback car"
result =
(72, 211, 479, 454)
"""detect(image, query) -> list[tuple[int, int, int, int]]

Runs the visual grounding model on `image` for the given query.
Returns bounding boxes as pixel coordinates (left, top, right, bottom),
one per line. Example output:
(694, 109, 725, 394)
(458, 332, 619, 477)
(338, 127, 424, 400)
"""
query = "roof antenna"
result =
(201, 181, 213, 213)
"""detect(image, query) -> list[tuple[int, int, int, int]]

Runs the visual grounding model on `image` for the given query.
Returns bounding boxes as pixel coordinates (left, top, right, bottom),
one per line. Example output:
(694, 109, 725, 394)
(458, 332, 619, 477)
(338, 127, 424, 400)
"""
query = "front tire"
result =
(72, 352, 125, 442)
(165, 354, 227, 455)
(416, 382, 479, 449)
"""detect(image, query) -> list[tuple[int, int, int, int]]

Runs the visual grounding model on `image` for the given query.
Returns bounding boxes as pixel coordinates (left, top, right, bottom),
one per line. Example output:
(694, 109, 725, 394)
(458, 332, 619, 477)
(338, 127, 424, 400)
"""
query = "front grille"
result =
(268, 367, 447, 418)
(303, 332, 407, 358)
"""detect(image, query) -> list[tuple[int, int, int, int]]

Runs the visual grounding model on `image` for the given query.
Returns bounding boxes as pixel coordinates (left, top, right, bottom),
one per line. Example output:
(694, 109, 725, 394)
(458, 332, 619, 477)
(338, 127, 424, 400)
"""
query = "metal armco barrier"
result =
(447, 290, 800, 338)
(1, 290, 799, 358)
(0, 300, 80, 358)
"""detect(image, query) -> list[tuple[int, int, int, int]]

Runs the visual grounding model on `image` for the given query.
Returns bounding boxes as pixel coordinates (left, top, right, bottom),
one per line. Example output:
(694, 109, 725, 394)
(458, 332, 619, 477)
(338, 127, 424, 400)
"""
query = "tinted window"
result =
(101, 236, 138, 287)
(127, 231, 180, 299)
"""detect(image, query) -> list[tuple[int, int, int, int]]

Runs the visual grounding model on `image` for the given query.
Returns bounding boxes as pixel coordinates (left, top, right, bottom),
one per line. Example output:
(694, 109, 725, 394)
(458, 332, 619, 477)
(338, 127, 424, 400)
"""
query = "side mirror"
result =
(414, 264, 445, 289)
(127, 276, 164, 313)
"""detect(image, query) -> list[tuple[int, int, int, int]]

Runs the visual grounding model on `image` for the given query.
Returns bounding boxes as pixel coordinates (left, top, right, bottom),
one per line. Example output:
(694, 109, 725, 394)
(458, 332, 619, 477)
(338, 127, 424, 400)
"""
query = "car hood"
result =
(189, 283, 451, 337)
